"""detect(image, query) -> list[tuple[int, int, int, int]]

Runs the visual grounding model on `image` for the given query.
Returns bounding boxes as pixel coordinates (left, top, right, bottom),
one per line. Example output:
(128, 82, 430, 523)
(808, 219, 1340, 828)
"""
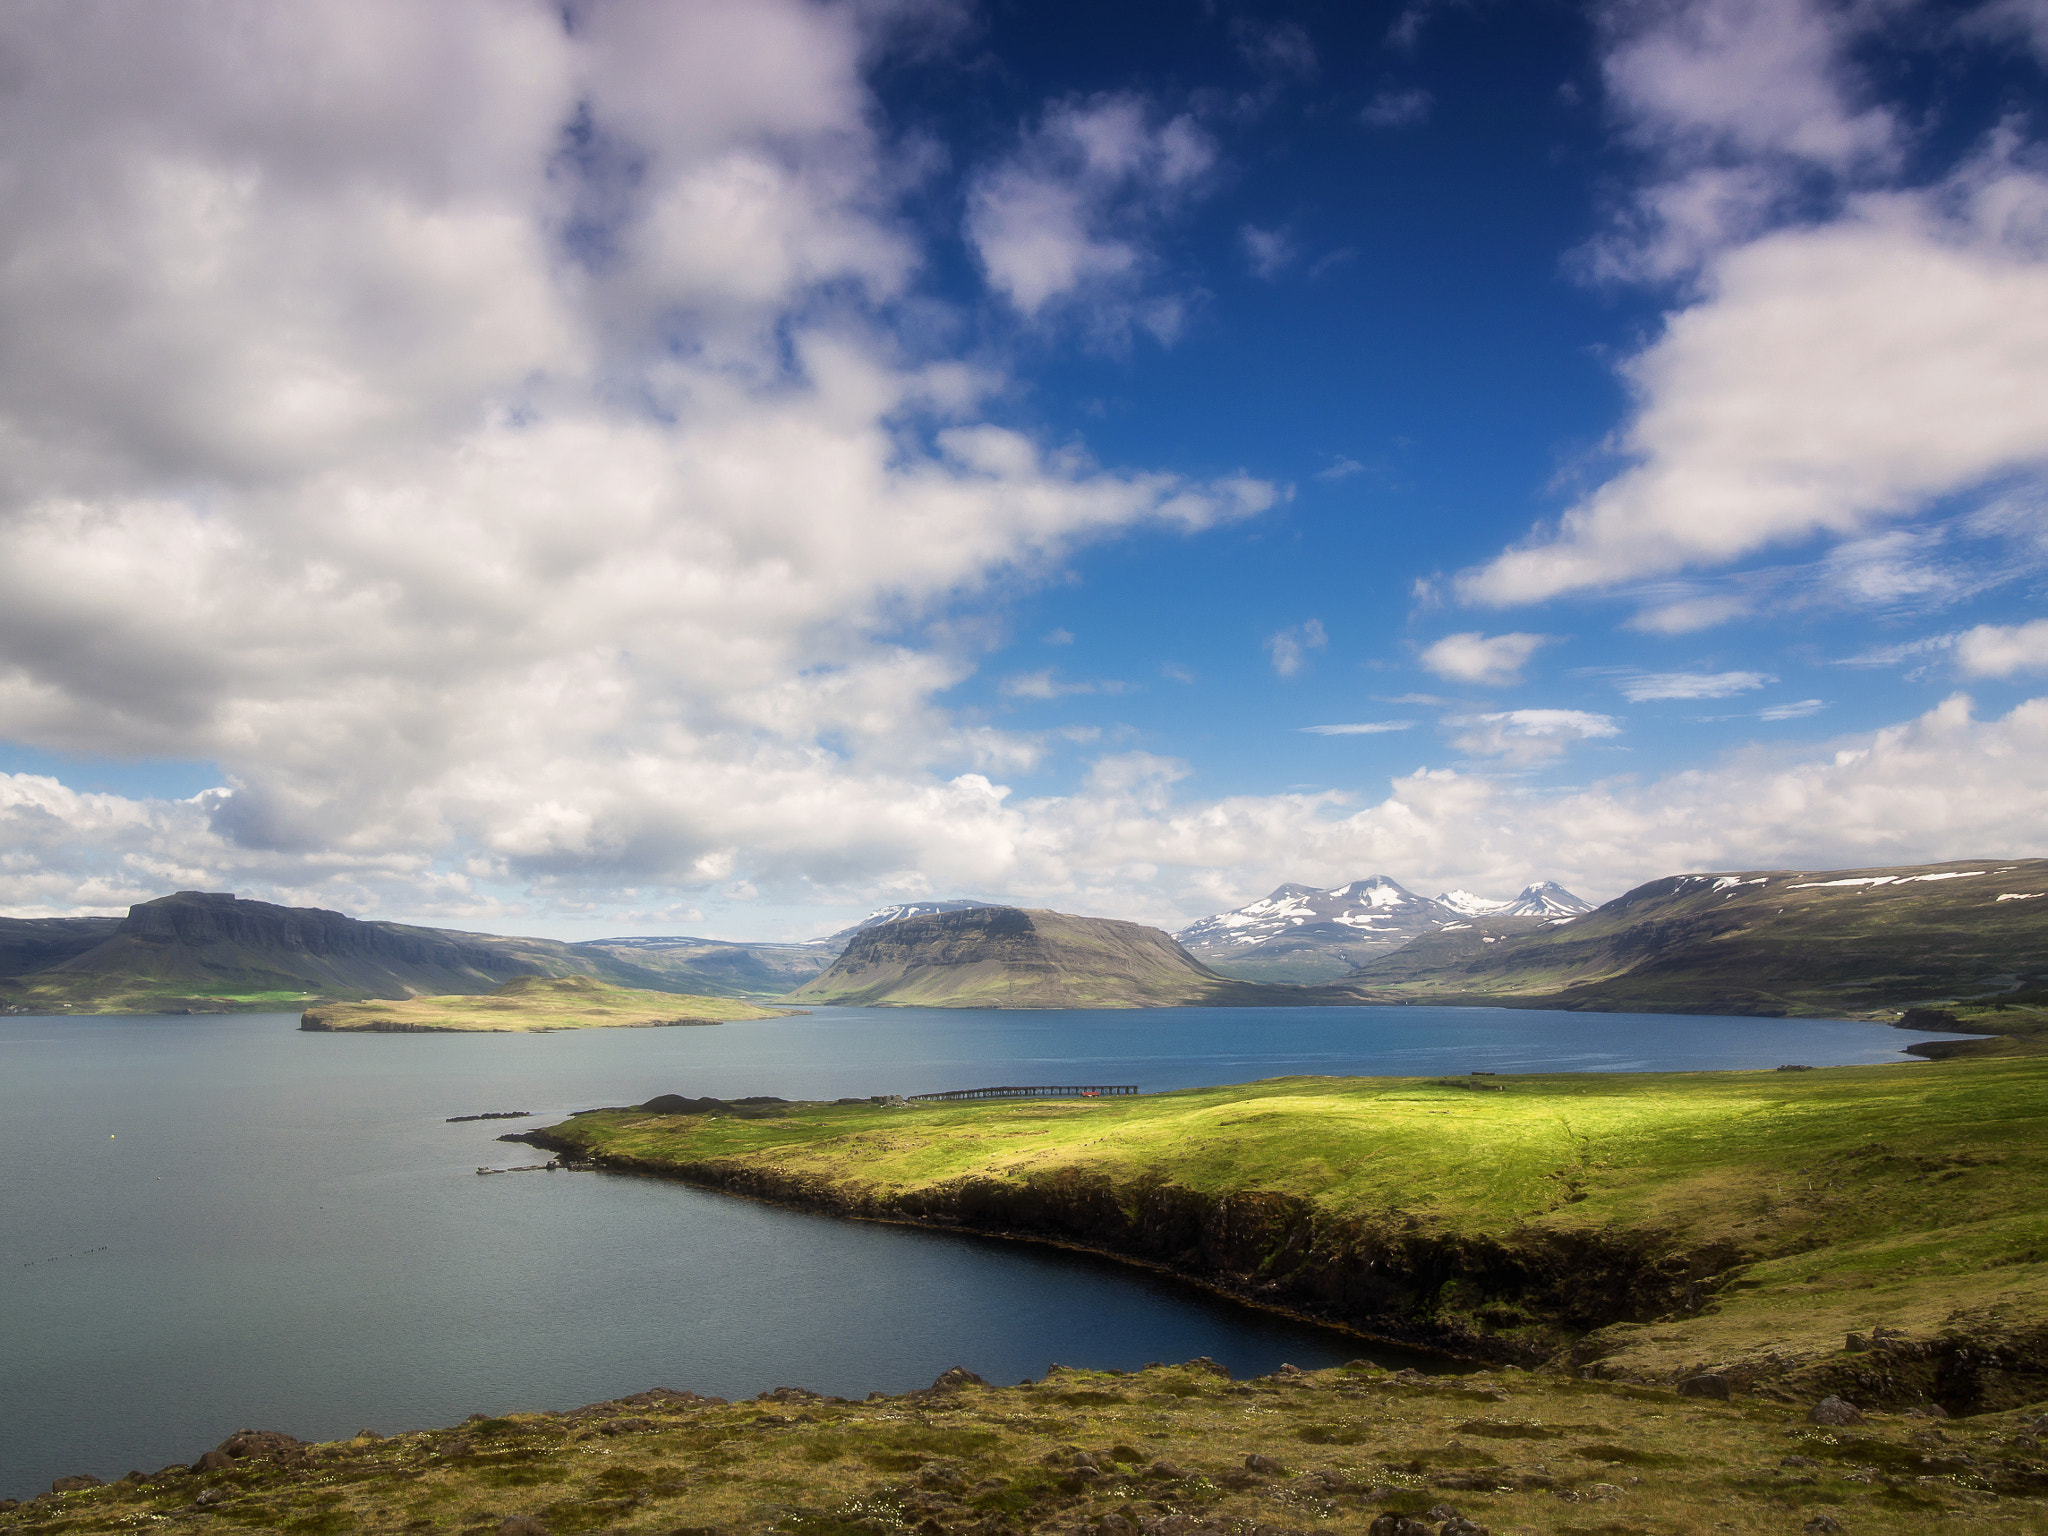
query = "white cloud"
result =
(1042, 628, 1075, 645)
(1361, 88, 1433, 128)
(1757, 698, 1825, 720)
(1957, 618, 2048, 676)
(0, 0, 1284, 924)
(1267, 619, 1328, 677)
(1419, 631, 1549, 686)
(1463, 146, 2048, 608)
(1615, 669, 1773, 702)
(14, 696, 2048, 937)
(1301, 721, 1414, 736)
(1448, 708, 1621, 764)
(1317, 455, 1367, 481)
(964, 93, 1215, 330)
(1601, 0, 1896, 172)
(999, 670, 1127, 700)
(1240, 223, 1297, 279)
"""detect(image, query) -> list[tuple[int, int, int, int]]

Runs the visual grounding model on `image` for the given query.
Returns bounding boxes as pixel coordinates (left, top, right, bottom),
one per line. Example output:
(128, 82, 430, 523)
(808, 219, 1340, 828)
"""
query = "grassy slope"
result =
(8, 1362, 2044, 1536)
(1345, 859, 2048, 1024)
(541, 1063, 2048, 1396)
(299, 976, 791, 1033)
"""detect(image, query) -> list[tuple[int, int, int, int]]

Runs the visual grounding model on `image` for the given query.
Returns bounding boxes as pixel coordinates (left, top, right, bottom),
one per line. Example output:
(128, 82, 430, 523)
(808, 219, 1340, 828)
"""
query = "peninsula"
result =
(298, 976, 795, 1033)
(524, 1060, 2048, 1407)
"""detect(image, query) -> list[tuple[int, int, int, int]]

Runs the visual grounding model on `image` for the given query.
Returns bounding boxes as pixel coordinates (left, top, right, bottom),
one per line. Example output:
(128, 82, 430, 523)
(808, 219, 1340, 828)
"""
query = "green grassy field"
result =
(539, 1061, 2048, 1403)
(299, 976, 794, 1033)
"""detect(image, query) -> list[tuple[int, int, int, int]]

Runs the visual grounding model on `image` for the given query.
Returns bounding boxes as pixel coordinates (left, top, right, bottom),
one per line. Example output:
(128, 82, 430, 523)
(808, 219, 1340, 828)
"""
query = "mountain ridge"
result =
(1174, 874, 1591, 982)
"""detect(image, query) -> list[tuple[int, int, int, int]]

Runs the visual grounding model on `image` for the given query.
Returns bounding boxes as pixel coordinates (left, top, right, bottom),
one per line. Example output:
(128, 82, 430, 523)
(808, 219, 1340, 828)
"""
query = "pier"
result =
(907, 1084, 1139, 1102)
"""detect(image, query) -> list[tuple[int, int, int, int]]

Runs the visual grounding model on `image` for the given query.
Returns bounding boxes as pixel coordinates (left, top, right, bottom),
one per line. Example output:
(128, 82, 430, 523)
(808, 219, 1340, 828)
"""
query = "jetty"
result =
(907, 1084, 1138, 1103)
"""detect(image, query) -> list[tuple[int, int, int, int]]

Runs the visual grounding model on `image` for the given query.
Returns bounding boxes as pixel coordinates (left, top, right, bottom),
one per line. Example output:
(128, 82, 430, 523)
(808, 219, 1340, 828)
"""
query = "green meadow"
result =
(543, 1061, 2048, 1396)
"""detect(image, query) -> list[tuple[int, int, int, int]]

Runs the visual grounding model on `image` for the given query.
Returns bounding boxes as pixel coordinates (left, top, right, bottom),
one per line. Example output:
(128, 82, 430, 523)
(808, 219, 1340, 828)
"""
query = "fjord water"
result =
(0, 1004, 1958, 1497)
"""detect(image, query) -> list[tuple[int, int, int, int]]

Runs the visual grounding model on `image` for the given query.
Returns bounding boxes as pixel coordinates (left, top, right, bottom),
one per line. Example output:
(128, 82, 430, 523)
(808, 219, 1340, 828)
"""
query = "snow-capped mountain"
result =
(1175, 876, 1594, 981)
(1436, 889, 1509, 916)
(1435, 882, 1593, 918)
(1499, 880, 1594, 917)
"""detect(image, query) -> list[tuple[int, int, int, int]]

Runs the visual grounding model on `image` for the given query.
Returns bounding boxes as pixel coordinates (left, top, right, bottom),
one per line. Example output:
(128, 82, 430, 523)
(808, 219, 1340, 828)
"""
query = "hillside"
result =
(1177, 876, 1590, 983)
(0, 891, 701, 1015)
(298, 975, 791, 1032)
(570, 935, 835, 1000)
(539, 1059, 2048, 1412)
(787, 906, 1284, 1008)
(1345, 858, 2048, 1040)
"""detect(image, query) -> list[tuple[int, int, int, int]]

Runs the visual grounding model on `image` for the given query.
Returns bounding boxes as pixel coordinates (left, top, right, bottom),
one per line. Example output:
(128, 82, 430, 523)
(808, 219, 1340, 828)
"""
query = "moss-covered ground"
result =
(299, 976, 793, 1033)
(7, 1360, 2044, 1535)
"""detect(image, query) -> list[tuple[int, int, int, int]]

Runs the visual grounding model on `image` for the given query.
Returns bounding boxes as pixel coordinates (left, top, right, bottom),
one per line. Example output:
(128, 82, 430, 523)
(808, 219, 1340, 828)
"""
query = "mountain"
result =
(818, 899, 998, 946)
(0, 891, 705, 1014)
(570, 936, 835, 1000)
(569, 902, 1001, 1000)
(788, 905, 1285, 1009)
(0, 914, 122, 977)
(1343, 858, 2048, 1024)
(1175, 875, 1591, 983)
(1496, 880, 1595, 917)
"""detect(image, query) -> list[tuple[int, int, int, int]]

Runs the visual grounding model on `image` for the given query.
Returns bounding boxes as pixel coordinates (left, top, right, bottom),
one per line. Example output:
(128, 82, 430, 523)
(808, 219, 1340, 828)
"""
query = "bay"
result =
(0, 1003, 1961, 1497)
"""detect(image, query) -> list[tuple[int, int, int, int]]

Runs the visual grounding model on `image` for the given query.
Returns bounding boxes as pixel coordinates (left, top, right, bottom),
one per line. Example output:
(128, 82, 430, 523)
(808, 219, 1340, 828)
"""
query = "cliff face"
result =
(788, 905, 1279, 1009)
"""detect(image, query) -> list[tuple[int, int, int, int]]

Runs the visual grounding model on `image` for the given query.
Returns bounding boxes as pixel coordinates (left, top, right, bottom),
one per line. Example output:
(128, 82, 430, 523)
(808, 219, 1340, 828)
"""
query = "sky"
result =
(1, 0, 2047, 941)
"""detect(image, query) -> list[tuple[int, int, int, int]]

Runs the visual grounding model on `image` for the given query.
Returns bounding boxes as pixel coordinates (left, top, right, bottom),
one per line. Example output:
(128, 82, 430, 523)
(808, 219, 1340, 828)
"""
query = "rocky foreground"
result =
(7, 1359, 2045, 1535)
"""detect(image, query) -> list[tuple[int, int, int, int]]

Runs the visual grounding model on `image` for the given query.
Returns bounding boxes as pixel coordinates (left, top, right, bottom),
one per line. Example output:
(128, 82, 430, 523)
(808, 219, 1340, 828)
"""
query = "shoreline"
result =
(505, 1123, 1482, 1370)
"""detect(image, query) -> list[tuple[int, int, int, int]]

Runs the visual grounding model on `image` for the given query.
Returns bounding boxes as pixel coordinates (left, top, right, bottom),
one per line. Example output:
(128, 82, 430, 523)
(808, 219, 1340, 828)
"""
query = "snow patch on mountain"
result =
(1176, 875, 1592, 960)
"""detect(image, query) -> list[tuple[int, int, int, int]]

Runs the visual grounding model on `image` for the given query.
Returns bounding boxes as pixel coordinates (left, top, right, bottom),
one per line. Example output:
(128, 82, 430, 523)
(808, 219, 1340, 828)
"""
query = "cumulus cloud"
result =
(964, 92, 1215, 333)
(0, 0, 1282, 923)
(1462, 0, 2048, 615)
(1957, 618, 2048, 675)
(1463, 146, 2048, 607)
(1267, 619, 1328, 677)
(1419, 631, 1549, 686)
(1448, 708, 1621, 765)
(33, 692, 2044, 933)
(1614, 669, 1773, 702)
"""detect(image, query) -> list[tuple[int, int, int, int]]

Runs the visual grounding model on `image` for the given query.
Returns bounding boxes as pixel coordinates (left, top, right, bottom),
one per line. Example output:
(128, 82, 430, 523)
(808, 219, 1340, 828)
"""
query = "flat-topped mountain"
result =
(1345, 857, 2048, 1026)
(0, 890, 697, 1014)
(1175, 874, 1590, 982)
(789, 905, 1281, 1009)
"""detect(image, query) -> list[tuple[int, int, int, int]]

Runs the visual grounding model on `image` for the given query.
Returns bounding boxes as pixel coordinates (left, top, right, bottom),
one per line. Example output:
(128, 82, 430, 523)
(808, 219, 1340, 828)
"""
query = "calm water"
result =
(0, 1003, 1960, 1497)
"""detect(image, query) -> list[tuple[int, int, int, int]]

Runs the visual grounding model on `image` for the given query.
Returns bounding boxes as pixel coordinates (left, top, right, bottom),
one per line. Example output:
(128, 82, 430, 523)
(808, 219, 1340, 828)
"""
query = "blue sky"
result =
(0, 0, 2045, 939)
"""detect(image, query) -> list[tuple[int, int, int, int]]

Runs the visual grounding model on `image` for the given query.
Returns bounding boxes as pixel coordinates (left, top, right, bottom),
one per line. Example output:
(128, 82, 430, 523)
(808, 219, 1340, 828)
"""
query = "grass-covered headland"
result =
(522, 1064, 2048, 1405)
